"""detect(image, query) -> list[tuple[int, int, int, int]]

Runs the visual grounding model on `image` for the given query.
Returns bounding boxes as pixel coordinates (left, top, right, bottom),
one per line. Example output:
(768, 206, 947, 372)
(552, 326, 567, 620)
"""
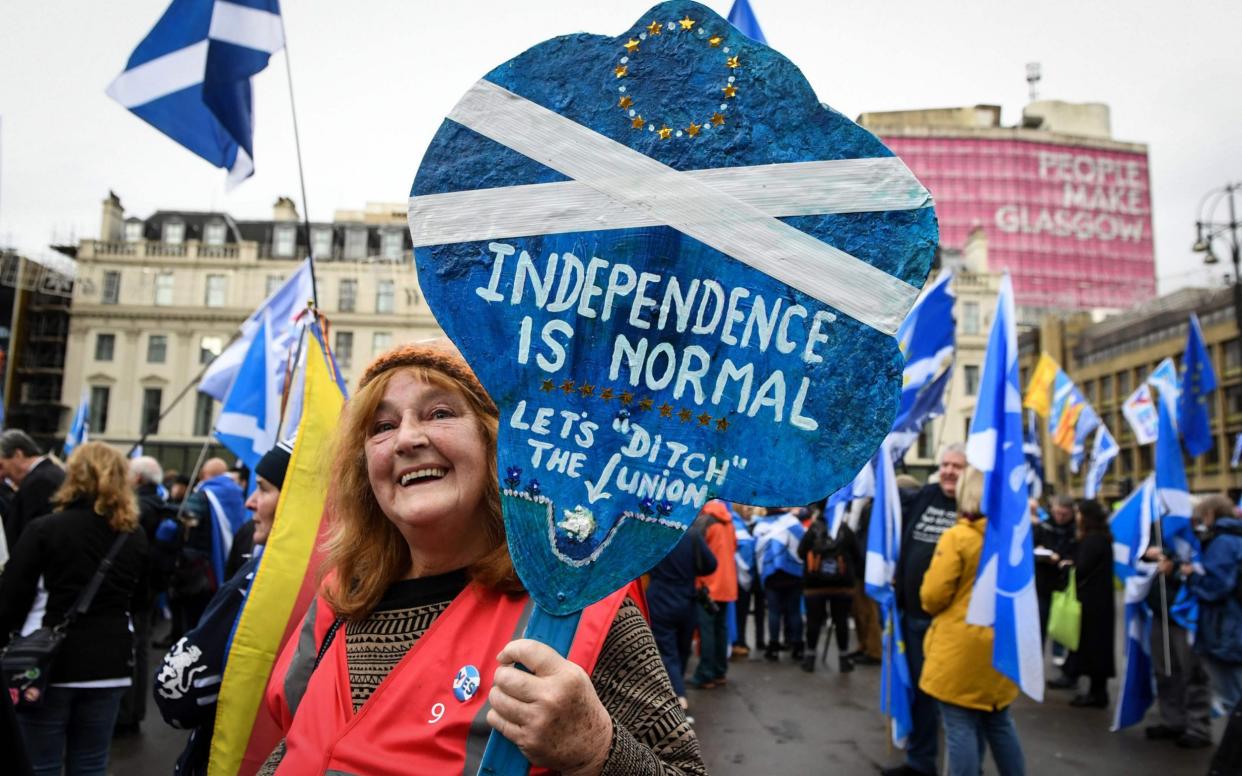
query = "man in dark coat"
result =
(1052, 500, 1115, 707)
(1034, 495, 1078, 644)
(883, 443, 965, 776)
(0, 430, 65, 548)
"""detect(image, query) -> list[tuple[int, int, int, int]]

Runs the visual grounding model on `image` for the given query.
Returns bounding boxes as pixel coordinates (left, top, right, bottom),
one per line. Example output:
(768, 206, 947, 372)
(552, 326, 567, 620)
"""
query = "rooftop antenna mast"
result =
(1025, 62, 1042, 102)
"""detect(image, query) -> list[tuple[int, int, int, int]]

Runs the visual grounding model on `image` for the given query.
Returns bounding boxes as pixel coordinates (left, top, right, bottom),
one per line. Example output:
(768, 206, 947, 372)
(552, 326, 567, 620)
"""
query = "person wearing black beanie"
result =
(154, 438, 292, 776)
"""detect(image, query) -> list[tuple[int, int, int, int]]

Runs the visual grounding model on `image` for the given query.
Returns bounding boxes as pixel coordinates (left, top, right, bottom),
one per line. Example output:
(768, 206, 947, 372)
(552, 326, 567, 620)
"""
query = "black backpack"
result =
(806, 524, 854, 588)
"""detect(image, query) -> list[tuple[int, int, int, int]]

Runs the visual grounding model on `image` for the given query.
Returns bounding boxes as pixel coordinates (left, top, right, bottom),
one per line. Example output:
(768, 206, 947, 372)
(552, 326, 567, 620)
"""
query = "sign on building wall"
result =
(883, 137, 1154, 311)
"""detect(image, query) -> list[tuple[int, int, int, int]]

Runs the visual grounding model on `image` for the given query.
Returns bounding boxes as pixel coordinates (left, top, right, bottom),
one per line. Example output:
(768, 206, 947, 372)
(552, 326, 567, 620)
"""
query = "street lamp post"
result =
(1194, 183, 1242, 336)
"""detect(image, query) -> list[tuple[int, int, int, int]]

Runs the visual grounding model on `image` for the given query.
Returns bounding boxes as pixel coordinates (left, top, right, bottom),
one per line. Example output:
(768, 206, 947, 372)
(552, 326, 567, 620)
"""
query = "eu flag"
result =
(1179, 313, 1217, 457)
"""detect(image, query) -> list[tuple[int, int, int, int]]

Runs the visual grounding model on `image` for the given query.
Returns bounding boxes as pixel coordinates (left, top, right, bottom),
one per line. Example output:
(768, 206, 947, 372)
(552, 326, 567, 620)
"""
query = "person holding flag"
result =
(1182, 493, 1242, 720)
(258, 342, 706, 774)
(154, 438, 293, 775)
(882, 442, 965, 776)
(918, 467, 1025, 775)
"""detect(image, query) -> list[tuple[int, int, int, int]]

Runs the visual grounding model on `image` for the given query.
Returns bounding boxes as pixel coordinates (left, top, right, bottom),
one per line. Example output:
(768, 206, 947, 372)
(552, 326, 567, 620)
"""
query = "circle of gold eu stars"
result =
(540, 377, 731, 432)
(614, 15, 740, 140)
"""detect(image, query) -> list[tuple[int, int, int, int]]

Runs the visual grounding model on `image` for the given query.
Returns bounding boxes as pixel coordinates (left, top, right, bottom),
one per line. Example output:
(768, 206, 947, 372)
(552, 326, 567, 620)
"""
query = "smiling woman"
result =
(258, 340, 707, 776)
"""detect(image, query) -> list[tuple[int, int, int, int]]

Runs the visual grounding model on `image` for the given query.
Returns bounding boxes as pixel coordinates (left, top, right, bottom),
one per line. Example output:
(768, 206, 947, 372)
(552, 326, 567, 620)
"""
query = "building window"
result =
(154, 272, 174, 306)
(344, 227, 367, 260)
(1226, 339, 1242, 370)
(311, 227, 333, 260)
(124, 221, 144, 242)
(338, 278, 357, 312)
(916, 425, 934, 460)
(375, 279, 395, 313)
(147, 335, 167, 364)
(200, 335, 224, 365)
(194, 393, 216, 436)
(204, 221, 227, 246)
(101, 271, 121, 304)
(141, 388, 162, 434)
(265, 274, 284, 297)
(94, 333, 115, 362)
(381, 230, 403, 261)
(961, 301, 980, 335)
(273, 224, 297, 258)
(1100, 374, 1113, 403)
(1118, 369, 1131, 397)
(373, 331, 392, 354)
(162, 221, 185, 245)
(964, 364, 980, 396)
(89, 386, 110, 433)
(205, 274, 227, 307)
(335, 330, 354, 368)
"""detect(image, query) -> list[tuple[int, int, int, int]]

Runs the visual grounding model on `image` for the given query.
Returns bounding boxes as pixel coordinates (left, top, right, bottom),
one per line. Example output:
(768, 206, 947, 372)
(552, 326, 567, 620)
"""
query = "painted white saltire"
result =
(433, 79, 922, 337)
(208, 1, 284, 52)
(106, 41, 210, 108)
(409, 157, 931, 246)
(202, 487, 235, 561)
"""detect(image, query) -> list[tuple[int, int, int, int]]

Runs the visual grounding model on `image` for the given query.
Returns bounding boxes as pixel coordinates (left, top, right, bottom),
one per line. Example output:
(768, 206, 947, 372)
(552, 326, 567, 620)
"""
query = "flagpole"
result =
(276, 10, 319, 308)
(1154, 516, 1174, 677)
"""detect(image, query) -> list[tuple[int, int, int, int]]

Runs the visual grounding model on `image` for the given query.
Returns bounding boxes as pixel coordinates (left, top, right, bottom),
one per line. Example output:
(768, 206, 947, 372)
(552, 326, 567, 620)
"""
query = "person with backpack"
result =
(798, 515, 863, 673)
(688, 500, 738, 690)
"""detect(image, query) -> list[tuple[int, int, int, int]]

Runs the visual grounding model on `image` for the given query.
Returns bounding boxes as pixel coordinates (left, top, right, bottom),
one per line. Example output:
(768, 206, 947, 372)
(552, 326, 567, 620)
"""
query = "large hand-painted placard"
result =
(409, 0, 937, 614)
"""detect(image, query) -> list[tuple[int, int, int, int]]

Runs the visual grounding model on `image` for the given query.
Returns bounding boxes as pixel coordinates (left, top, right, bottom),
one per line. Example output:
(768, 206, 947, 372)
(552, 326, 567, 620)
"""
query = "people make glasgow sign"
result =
(408, 0, 938, 614)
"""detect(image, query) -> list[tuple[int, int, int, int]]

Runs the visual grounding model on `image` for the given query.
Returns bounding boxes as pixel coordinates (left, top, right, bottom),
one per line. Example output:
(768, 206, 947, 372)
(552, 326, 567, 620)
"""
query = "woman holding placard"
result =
(259, 341, 706, 775)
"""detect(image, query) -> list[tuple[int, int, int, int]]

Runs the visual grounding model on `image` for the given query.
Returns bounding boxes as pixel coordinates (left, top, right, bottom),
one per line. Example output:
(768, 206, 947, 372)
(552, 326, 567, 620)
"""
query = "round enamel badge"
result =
(453, 664, 481, 702)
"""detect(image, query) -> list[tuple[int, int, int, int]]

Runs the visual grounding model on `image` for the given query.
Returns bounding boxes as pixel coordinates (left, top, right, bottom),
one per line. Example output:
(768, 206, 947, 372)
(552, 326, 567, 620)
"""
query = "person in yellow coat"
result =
(919, 468, 1026, 776)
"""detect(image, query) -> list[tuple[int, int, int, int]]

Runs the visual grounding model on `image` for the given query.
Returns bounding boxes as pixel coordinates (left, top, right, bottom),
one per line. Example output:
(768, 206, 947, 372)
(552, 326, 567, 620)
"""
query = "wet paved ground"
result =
(109, 621, 1221, 775)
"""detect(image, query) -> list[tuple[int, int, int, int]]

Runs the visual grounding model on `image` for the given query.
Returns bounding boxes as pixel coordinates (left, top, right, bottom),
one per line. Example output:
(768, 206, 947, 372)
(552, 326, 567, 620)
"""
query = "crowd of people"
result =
(0, 363, 1239, 775)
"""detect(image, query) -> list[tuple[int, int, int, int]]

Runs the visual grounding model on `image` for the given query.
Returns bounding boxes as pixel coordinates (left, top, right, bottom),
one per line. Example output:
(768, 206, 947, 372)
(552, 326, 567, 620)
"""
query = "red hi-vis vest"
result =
(265, 583, 632, 776)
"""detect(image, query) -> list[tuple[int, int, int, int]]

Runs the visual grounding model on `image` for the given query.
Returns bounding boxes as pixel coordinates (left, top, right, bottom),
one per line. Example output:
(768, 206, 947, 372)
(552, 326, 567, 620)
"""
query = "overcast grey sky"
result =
(1, 0, 1239, 294)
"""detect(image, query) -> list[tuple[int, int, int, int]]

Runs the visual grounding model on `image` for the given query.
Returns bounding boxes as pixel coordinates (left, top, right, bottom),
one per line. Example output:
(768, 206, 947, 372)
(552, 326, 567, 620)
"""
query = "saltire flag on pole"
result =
(1154, 392, 1198, 560)
(107, 0, 284, 187)
(209, 323, 345, 776)
(63, 389, 90, 457)
(726, 0, 767, 43)
(1179, 313, 1218, 457)
(1084, 424, 1119, 500)
(864, 438, 913, 747)
(965, 274, 1043, 701)
(198, 475, 248, 588)
(1069, 402, 1101, 474)
(1023, 410, 1045, 500)
(888, 269, 955, 460)
(200, 259, 315, 401)
(826, 460, 874, 538)
(214, 308, 279, 472)
(1108, 477, 1158, 731)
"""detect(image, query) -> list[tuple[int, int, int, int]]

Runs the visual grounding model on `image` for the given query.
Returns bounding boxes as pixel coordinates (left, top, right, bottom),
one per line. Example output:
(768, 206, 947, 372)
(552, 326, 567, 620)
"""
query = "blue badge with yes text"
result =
(408, 0, 937, 615)
(453, 664, 481, 703)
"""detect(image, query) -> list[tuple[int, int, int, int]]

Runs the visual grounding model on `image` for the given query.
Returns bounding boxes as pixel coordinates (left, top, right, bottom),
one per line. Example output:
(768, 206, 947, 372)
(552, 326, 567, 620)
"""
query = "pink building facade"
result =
(880, 135, 1155, 311)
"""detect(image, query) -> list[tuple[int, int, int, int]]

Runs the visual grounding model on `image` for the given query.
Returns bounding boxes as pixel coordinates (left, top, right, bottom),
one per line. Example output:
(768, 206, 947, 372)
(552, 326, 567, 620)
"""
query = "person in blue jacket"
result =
(647, 524, 716, 714)
(153, 440, 291, 775)
(1182, 502, 1242, 717)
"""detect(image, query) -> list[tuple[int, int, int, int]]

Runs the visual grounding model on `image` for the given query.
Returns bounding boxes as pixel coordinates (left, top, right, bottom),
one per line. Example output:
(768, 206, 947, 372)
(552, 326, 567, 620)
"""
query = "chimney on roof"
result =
(100, 191, 125, 242)
(273, 196, 299, 222)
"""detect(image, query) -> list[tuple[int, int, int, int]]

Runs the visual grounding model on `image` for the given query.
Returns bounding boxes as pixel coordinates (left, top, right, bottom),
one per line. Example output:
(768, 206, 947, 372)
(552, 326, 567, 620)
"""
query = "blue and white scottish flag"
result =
(863, 439, 913, 748)
(1148, 357, 1180, 425)
(197, 474, 248, 586)
(1084, 424, 1118, 500)
(1023, 410, 1044, 500)
(1112, 595, 1156, 731)
(1179, 313, 1218, 457)
(63, 389, 90, 458)
(199, 259, 314, 401)
(1109, 476, 1155, 580)
(965, 274, 1043, 701)
(1154, 393, 1199, 561)
(726, 0, 767, 43)
(107, 0, 283, 187)
(888, 269, 955, 459)
(1069, 402, 1101, 474)
(825, 460, 874, 538)
(214, 309, 279, 472)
